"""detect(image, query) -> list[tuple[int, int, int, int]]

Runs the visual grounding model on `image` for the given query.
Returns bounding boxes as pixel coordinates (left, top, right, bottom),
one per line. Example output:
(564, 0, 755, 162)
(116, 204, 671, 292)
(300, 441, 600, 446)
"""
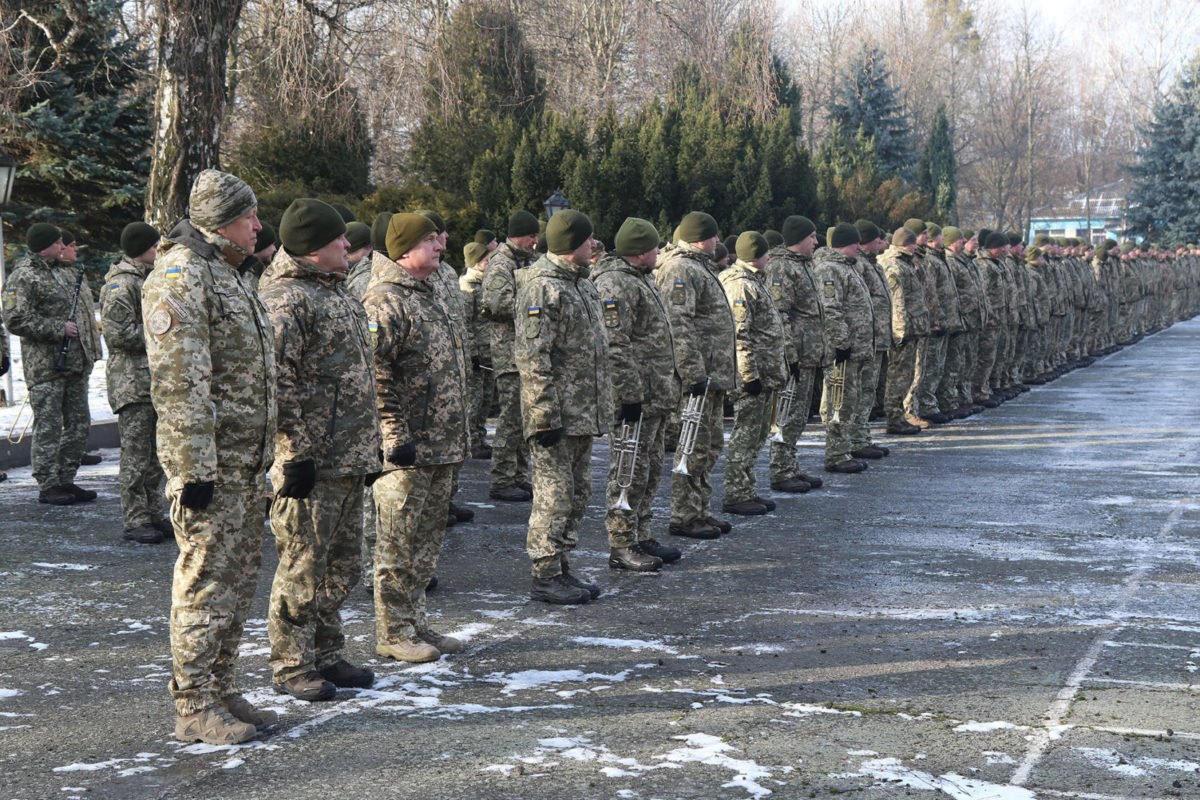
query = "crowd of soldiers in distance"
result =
(2, 166, 1197, 747)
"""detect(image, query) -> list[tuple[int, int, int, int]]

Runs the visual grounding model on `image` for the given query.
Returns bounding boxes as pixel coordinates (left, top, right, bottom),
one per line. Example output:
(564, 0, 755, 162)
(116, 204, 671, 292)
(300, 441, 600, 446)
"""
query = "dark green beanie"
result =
(942, 226, 964, 245)
(977, 229, 992, 246)
(26, 223, 60, 253)
(475, 229, 496, 246)
(904, 218, 925, 235)
(893, 228, 917, 247)
(345, 221, 372, 252)
(415, 209, 446, 234)
(507, 210, 539, 238)
(1006, 232, 1022, 247)
(764, 229, 784, 248)
(925, 222, 942, 238)
(614, 217, 659, 257)
(735, 231, 769, 261)
(255, 221, 278, 253)
(387, 213, 437, 260)
(782, 215, 817, 246)
(676, 211, 719, 243)
(372, 213, 393, 252)
(464, 242, 487, 268)
(827, 223, 861, 249)
(962, 229, 975, 242)
(715, 242, 729, 262)
(984, 231, 1009, 250)
(545, 210, 593, 255)
(60, 229, 76, 246)
(120, 222, 160, 259)
(1032, 233, 1051, 247)
(330, 203, 356, 224)
(854, 219, 881, 244)
(279, 198, 347, 256)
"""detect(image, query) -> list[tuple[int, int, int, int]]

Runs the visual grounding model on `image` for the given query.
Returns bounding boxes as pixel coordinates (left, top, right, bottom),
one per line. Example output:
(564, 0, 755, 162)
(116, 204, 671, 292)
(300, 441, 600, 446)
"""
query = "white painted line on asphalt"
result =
(1039, 789, 1175, 800)
(1082, 678, 1200, 691)
(1090, 725, 1200, 741)
(1010, 502, 1190, 787)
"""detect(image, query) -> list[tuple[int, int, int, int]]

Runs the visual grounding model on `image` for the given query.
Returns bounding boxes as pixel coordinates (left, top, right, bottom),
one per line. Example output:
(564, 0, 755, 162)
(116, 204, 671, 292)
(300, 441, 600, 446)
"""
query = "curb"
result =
(0, 419, 120, 470)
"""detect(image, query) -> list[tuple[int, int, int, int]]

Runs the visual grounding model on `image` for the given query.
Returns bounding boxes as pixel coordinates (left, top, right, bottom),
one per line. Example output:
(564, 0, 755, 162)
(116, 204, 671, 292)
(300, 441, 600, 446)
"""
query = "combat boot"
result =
(319, 659, 374, 688)
(38, 486, 76, 505)
(561, 559, 600, 599)
(222, 694, 278, 727)
(609, 546, 662, 572)
(885, 422, 920, 435)
(377, 638, 441, 663)
(871, 444, 890, 456)
(975, 396, 1000, 409)
(769, 477, 810, 493)
(426, 575, 438, 592)
(274, 670, 336, 702)
(64, 483, 97, 502)
(450, 502, 475, 523)
(752, 496, 777, 512)
(795, 472, 823, 489)
(471, 444, 493, 459)
(826, 459, 868, 474)
(722, 499, 768, 516)
(489, 485, 531, 502)
(668, 518, 719, 539)
(530, 574, 591, 605)
(152, 518, 174, 536)
(417, 628, 464, 654)
(705, 516, 733, 534)
(850, 447, 884, 460)
(123, 525, 165, 544)
(517, 479, 534, 494)
(175, 705, 256, 745)
(80, 452, 102, 465)
(639, 539, 682, 564)
(904, 414, 931, 430)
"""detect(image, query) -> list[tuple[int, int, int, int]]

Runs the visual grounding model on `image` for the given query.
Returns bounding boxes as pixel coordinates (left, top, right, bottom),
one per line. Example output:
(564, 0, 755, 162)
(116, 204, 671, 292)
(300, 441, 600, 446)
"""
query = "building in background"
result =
(1029, 179, 1131, 244)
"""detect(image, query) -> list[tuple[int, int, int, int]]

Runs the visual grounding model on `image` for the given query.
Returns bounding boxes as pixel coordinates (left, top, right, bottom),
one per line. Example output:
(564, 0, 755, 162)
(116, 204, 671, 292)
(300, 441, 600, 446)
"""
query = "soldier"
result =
(880, 228, 928, 435)
(258, 199, 381, 702)
(245, 222, 278, 292)
(481, 211, 538, 502)
(461, 241, 494, 459)
(2, 223, 102, 505)
(343, 221, 374, 299)
(515, 210, 610, 604)
(766, 216, 827, 493)
(906, 220, 955, 426)
(475, 229, 498, 253)
(656, 212, 737, 539)
(57, 230, 105, 468)
(972, 231, 1011, 407)
(100, 222, 168, 543)
(942, 227, 987, 416)
(852, 219, 893, 451)
(143, 169, 276, 744)
(364, 213, 470, 661)
(593, 217, 682, 572)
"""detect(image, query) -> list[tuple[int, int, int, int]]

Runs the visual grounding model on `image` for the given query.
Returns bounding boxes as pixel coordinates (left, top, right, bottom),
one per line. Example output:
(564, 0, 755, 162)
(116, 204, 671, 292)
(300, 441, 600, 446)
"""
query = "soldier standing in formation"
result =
(460, 240, 494, 459)
(852, 219, 892, 454)
(880, 228, 928, 435)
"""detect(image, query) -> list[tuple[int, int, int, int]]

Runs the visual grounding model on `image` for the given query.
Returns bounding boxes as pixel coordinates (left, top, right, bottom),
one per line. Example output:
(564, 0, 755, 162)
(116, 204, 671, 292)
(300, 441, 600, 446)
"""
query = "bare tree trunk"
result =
(146, 0, 247, 230)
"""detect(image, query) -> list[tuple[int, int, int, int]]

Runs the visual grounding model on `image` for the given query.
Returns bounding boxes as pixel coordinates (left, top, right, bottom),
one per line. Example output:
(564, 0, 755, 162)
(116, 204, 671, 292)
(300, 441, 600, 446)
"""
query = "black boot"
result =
(531, 574, 591, 605)
(609, 546, 662, 572)
(639, 539, 682, 564)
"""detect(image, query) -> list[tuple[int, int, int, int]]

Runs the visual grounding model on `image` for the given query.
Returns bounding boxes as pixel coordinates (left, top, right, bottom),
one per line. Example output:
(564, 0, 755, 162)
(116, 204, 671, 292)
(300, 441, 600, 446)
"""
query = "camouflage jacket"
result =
(924, 248, 964, 334)
(813, 250, 874, 360)
(1025, 263, 1051, 326)
(459, 264, 491, 364)
(514, 254, 611, 437)
(765, 246, 825, 367)
(855, 253, 892, 352)
(2, 253, 100, 387)
(591, 254, 679, 417)
(100, 257, 152, 411)
(363, 252, 469, 467)
(1002, 256, 1028, 328)
(481, 241, 534, 375)
(240, 260, 265, 293)
(947, 251, 988, 331)
(880, 246, 930, 342)
(655, 244, 737, 390)
(719, 260, 789, 391)
(345, 254, 373, 301)
(431, 261, 470, 365)
(258, 249, 381, 483)
(142, 220, 277, 486)
(974, 254, 1007, 329)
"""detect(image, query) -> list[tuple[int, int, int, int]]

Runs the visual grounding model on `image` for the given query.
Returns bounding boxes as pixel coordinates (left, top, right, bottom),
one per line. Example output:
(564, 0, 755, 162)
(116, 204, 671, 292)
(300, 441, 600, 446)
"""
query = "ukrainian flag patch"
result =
(165, 266, 182, 279)
(527, 306, 541, 317)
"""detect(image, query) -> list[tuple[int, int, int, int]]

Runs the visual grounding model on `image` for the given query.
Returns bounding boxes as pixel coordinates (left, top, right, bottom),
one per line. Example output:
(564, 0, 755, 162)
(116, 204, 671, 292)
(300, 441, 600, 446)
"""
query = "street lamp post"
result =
(543, 189, 570, 219)
(0, 152, 16, 406)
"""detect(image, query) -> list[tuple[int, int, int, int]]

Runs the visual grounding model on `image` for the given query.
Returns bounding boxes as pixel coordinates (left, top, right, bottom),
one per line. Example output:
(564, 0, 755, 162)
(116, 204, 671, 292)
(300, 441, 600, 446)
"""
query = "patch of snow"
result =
(952, 721, 1030, 733)
(31, 563, 97, 571)
(483, 764, 515, 775)
(656, 733, 777, 799)
(487, 668, 632, 695)
(569, 636, 678, 654)
(781, 703, 862, 718)
(856, 757, 1037, 799)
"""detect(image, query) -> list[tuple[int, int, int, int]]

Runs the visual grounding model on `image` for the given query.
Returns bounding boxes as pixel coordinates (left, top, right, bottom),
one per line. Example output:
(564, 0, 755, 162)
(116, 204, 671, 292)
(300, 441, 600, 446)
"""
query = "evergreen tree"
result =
(1127, 54, 1200, 242)
(832, 45, 915, 180)
(918, 104, 958, 223)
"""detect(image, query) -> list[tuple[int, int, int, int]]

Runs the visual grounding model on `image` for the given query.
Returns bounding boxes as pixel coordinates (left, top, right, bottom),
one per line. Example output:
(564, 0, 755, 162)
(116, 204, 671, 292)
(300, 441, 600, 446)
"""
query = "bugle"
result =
(827, 362, 846, 424)
(611, 415, 643, 511)
(673, 379, 709, 476)
(769, 374, 796, 443)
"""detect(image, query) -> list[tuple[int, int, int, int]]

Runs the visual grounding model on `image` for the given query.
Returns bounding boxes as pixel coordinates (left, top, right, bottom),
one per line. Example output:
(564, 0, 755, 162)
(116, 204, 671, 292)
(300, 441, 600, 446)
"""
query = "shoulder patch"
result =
(147, 306, 174, 337)
(602, 298, 620, 328)
(732, 297, 748, 322)
(824, 280, 836, 299)
(670, 279, 687, 305)
(527, 306, 541, 317)
(164, 266, 182, 280)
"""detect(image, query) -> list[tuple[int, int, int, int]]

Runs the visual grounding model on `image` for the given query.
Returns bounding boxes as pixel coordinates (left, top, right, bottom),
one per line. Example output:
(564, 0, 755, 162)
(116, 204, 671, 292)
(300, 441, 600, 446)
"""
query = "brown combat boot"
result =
(38, 486, 77, 505)
(222, 694, 278, 727)
(377, 638, 440, 663)
(417, 629, 464, 654)
(175, 705, 256, 745)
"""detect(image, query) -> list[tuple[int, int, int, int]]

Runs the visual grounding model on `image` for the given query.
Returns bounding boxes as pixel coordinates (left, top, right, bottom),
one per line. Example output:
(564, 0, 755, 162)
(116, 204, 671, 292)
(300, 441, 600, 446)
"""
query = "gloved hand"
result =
(894, 336, 906, 348)
(834, 347, 852, 363)
(618, 402, 642, 423)
(688, 379, 709, 397)
(278, 459, 317, 499)
(471, 355, 482, 370)
(364, 471, 382, 487)
(385, 442, 417, 467)
(932, 329, 947, 337)
(0, 354, 8, 376)
(743, 378, 763, 396)
(789, 362, 801, 379)
(534, 427, 564, 448)
(181, 481, 215, 510)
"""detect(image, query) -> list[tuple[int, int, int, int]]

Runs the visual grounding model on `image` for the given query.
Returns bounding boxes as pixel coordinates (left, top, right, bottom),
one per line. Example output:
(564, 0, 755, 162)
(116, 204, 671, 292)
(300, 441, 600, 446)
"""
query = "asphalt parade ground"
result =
(3, 320, 1200, 800)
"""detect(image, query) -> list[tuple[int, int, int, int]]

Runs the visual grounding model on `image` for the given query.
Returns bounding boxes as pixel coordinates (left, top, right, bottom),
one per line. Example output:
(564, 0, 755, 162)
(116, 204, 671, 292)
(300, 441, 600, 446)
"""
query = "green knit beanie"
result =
(977, 228, 992, 245)
(942, 226, 964, 245)
(545, 210, 593, 255)
(782, 215, 817, 246)
(924, 222, 942, 238)
(279, 198, 347, 256)
(892, 227, 917, 247)
(372, 213, 393, 252)
(985, 231, 1010, 250)
(120, 222, 160, 259)
(764, 229, 784, 248)
(255, 221, 278, 253)
(1032, 234, 1051, 247)
(475, 229, 496, 246)
(735, 231, 769, 261)
(962, 229, 975, 241)
(904, 218, 925, 235)
(854, 219, 881, 244)
(614, 217, 659, 257)
(1007, 232, 1022, 247)
(714, 242, 729, 262)
(26, 223, 61, 253)
(345, 221, 372, 252)
(386, 213, 437, 260)
(60, 229, 75, 246)
(415, 209, 446, 233)
(676, 211, 719, 243)
(507, 210, 539, 238)
(827, 223, 861, 249)
(723, 234, 738, 255)
(464, 242, 487, 268)
(330, 203, 356, 224)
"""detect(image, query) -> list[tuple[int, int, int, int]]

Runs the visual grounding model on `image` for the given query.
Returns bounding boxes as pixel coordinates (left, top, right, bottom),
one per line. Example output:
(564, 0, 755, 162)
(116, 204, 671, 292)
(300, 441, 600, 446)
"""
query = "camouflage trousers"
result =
(373, 464, 455, 642)
(490, 372, 529, 490)
(768, 366, 817, 483)
(884, 338, 919, 425)
(468, 362, 495, 451)
(1023, 328, 1046, 379)
(874, 352, 888, 413)
(821, 358, 866, 465)
(912, 333, 947, 417)
(669, 388, 726, 525)
(268, 475, 364, 683)
(527, 435, 593, 578)
(724, 389, 772, 505)
(117, 402, 165, 529)
(168, 468, 267, 716)
(973, 327, 1000, 399)
(604, 414, 667, 548)
(850, 354, 882, 452)
(953, 330, 979, 407)
(360, 485, 376, 587)
(938, 332, 967, 411)
(28, 373, 90, 491)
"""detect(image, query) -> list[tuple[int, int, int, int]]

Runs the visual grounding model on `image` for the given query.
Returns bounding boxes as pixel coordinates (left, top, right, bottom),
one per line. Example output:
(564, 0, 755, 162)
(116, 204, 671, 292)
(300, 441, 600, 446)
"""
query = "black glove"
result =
(534, 427, 564, 447)
(180, 481, 215, 510)
(688, 379, 709, 397)
(932, 329, 947, 337)
(386, 442, 417, 467)
(949, 330, 964, 338)
(278, 459, 317, 499)
(789, 362, 801, 379)
(618, 402, 642, 423)
(834, 347, 852, 363)
(743, 378, 763, 396)
(0, 354, 8, 376)
(364, 471, 382, 487)
(471, 355, 482, 370)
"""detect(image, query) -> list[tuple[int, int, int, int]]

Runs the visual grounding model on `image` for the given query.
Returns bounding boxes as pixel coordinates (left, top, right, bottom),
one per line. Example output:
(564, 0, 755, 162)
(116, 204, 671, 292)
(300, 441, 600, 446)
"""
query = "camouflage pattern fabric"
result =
(813, 250, 875, 360)
(768, 365, 817, 483)
(723, 391, 773, 504)
(880, 246, 931, 344)
(27, 376, 90, 491)
(116, 402, 165, 528)
(100, 256, 153, 412)
(480, 241, 532, 376)
(720, 260, 789, 392)
(467, 362, 495, 451)
(821, 359, 867, 465)
(268, 475, 364, 682)
(345, 254, 373, 301)
(913, 335, 948, 416)
(527, 436, 593, 578)
(603, 413, 667, 548)
(850, 354, 884, 452)
(655, 244, 737, 390)
(360, 486, 376, 588)
(765, 247, 827, 367)
(490, 372, 528, 489)
(2, 253, 100, 387)
(671, 388, 726, 524)
(460, 263, 494, 449)
(883, 338, 919, 426)
(939, 332, 968, 411)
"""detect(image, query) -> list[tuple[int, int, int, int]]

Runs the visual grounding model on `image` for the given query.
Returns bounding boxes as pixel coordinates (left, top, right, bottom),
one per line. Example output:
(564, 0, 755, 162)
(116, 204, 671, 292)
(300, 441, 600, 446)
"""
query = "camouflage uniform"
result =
(363, 251, 469, 643)
(259, 249, 381, 684)
(460, 262, 494, 451)
(481, 242, 532, 492)
(946, 250, 988, 408)
(342, 252, 378, 586)
(345, 253, 373, 301)
(515, 253, 610, 577)
(720, 259, 789, 503)
(143, 218, 276, 717)
(814, 249, 875, 464)
(972, 253, 1007, 400)
(880, 246, 929, 425)
(2, 253, 100, 491)
(655, 245, 736, 524)
(593, 255, 679, 548)
(855, 251, 891, 447)
(914, 247, 961, 418)
(100, 256, 165, 529)
(764, 247, 826, 483)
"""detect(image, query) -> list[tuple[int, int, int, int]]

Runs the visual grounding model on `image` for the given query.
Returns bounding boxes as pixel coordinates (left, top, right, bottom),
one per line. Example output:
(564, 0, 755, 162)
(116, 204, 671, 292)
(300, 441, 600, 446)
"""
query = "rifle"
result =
(54, 270, 85, 372)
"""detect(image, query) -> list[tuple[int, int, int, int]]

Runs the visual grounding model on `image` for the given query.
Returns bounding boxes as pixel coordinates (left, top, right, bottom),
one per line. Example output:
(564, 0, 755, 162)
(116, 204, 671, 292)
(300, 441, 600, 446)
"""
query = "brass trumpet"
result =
(673, 379, 709, 476)
(769, 374, 796, 443)
(611, 415, 643, 512)
(827, 362, 846, 424)
(6, 395, 32, 444)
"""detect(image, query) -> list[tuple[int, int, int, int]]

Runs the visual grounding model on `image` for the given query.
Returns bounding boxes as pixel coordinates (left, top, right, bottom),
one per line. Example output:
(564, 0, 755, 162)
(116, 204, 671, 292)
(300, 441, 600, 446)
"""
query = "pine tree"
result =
(918, 105, 958, 223)
(832, 45, 915, 180)
(1127, 54, 1200, 243)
